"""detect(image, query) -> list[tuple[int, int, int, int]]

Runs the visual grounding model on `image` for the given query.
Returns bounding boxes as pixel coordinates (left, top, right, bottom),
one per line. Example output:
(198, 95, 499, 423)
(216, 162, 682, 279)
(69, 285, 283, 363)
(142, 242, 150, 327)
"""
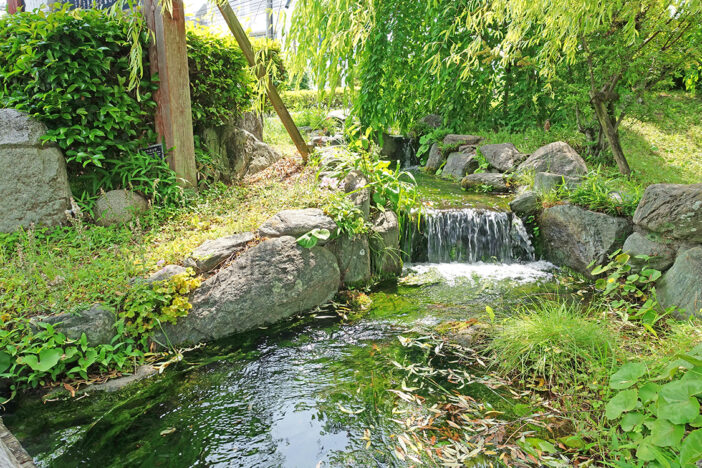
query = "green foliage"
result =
(561, 170, 643, 217)
(0, 317, 143, 399)
(250, 37, 288, 89)
(0, 7, 167, 211)
(186, 25, 254, 131)
(296, 228, 332, 248)
(605, 345, 702, 466)
(323, 194, 368, 237)
(416, 128, 451, 164)
(120, 270, 201, 342)
(590, 251, 670, 334)
(488, 300, 617, 388)
(273, 88, 349, 112)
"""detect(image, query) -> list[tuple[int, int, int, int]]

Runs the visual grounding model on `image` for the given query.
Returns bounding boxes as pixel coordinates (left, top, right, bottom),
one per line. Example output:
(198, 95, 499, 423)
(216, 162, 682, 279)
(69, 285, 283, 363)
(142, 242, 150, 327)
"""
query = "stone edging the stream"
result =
(1, 417, 35, 468)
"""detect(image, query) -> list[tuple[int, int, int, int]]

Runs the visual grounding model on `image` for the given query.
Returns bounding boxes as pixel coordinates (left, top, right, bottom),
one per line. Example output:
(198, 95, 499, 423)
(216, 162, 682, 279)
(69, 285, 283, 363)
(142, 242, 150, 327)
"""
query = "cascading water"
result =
(405, 208, 536, 263)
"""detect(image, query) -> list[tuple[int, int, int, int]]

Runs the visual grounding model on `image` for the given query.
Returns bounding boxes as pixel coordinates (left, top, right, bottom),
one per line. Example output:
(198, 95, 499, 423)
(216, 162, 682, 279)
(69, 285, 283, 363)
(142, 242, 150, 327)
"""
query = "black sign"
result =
(141, 143, 165, 160)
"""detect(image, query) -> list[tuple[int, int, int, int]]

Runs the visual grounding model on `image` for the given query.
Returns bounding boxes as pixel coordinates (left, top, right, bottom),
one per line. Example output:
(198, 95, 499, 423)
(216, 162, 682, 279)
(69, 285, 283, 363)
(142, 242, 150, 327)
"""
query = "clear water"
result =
(4, 175, 560, 467)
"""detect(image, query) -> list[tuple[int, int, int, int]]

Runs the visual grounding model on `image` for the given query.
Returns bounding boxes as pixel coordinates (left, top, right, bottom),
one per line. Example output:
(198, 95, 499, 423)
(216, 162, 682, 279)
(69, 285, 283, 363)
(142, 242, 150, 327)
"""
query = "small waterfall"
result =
(405, 209, 535, 263)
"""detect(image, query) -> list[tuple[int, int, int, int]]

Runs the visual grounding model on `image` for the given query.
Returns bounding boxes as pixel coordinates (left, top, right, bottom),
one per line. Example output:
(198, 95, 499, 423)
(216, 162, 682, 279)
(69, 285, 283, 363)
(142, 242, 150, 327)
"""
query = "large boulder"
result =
(0, 109, 73, 232)
(325, 234, 371, 287)
(656, 247, 702, 318)
(161, 237, 340, 345)
(441, 150, 478, 180)
(234, 111, 264, 141)
(184, 232, 255, 273)
(517, 142, 588, 176)
(416, 114, 443, 130)
(632, 184, 702, 243)
(478, 143, 526, 173)
(342, 170, 370, 219)
(200, 126, 282, 182)
(461, 173, 509, 193)
(540, 204, 632, 276)
(258, 208, 337, 241)
(622, 231, 676, 272)
(94, 190, 148, 226)
(443, 134, 483, 147)
(424, 143, 444, 174)
(31, 304, 115, 346)
(509, 190, 541, 217)
(370, 210, 402, 276)
(533, 172, 582, 193)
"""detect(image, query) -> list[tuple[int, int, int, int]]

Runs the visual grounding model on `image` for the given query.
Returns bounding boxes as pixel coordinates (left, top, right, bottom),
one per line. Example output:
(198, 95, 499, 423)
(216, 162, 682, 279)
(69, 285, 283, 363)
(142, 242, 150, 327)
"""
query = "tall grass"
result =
(488, 300, 617, 387)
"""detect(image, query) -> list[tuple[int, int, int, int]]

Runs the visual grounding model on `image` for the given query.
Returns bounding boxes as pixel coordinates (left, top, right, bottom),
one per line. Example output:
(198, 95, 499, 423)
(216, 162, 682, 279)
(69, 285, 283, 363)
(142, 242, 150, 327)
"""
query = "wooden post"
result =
(217, 2, 310, 162)
(7, 0, 24, 14)
(143, 0, 198, 187)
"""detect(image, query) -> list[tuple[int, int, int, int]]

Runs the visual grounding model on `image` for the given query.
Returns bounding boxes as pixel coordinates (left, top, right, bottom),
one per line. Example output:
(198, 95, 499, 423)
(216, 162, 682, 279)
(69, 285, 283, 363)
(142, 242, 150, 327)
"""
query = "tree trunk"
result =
(591, 96, 631, 175)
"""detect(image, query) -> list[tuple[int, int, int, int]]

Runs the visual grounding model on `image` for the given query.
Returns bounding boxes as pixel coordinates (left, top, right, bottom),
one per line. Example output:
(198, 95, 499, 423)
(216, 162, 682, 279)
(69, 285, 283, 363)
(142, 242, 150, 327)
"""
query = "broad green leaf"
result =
(635, 437, 658, 462)
(610, 362, 647, 389)
(680, 429, 702, 466)
(657, 381, 700, 425)
(620, 412, 645, 432)
(680, 366, 702, 396)
(639, 382, 661, 404)
(524, 437, 556, 453)
(18, 348, 62, 372)
(649, 419, 684, 448)
(606, 389, 638, 420)
(0, 351, 11, 374)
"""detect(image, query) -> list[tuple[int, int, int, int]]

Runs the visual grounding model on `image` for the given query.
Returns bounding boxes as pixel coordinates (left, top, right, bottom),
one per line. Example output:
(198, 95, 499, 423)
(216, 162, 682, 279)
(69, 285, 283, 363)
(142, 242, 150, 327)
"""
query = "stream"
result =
(4, 175, 564, 467)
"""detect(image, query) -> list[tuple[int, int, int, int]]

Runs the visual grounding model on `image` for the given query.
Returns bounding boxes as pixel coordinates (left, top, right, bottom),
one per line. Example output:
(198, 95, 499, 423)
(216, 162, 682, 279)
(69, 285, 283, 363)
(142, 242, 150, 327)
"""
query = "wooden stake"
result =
(143, 0, 198, 187)
(217, 2, 310, 162)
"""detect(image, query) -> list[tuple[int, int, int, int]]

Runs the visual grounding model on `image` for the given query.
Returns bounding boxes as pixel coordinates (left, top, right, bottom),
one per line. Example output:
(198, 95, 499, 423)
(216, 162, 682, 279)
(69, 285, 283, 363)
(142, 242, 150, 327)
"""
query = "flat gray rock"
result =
(622, 231, 676, 272)
(461, 173, 509, 192)
(441, 150, 478, 180)
(160, 237, 340, 345)
(633, 183, 702, 242)
(184, 232, 255, 272)
(443, 134, 483, 147)
(518, 141, 588, 176)
(540, 204, 632, 276)
(478, 143, 526, 172)
(258, 208, 337, 242)
(657, 246, 702, 318)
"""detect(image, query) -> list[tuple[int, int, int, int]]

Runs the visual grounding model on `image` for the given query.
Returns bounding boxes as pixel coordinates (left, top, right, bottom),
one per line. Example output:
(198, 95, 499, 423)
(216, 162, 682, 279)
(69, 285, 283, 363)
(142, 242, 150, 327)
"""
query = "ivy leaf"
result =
(680, 429, 702, 466)
(649, 419, 684, 448)
(610, 362, 647, 389)
(657, 381, 700, 424)
(606, 389, 638, 419)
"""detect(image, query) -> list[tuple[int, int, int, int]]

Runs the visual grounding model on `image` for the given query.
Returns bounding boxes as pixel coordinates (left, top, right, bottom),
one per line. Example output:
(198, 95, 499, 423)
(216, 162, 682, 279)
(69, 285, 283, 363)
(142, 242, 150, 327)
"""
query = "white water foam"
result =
(405, 261, 556, 285)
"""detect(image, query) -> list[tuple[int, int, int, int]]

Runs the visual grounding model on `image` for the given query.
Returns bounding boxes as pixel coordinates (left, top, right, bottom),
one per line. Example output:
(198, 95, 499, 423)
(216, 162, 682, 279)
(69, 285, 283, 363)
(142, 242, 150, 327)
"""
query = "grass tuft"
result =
(488, 300, 617, 387)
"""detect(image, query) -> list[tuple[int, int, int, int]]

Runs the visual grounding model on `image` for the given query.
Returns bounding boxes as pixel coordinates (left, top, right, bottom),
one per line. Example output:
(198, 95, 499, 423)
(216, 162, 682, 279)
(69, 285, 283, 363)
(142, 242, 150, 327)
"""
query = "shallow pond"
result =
(5, 175, 562, 467)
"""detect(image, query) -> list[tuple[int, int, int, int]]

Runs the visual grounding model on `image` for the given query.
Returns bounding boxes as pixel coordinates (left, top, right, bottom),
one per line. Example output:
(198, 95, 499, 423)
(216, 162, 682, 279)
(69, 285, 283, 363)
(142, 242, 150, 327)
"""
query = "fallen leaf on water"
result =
(160, 427, 176, 436)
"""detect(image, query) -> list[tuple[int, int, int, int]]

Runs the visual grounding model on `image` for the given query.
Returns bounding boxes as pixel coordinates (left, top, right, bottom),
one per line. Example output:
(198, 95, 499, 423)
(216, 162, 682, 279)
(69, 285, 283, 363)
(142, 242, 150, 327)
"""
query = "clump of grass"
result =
(488, 300, 617, 388)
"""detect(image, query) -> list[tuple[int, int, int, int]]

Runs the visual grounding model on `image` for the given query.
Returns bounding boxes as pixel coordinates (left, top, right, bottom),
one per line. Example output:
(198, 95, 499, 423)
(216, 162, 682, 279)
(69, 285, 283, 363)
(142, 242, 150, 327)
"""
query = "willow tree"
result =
(438, 0, 702, 174)
(286, 0, 555, 133)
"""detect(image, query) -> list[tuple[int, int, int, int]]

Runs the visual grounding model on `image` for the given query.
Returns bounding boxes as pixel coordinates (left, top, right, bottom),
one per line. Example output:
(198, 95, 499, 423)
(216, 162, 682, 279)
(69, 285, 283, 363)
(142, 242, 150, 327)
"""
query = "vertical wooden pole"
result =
(7, 0, 24, 14)
(217, 2, 310, 162)
(143, 0, 198, 188)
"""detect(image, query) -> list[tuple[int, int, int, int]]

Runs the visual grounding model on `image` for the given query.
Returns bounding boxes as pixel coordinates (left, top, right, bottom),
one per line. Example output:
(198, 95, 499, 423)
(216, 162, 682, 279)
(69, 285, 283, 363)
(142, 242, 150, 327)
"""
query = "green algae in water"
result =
(413, 171, 512, 211)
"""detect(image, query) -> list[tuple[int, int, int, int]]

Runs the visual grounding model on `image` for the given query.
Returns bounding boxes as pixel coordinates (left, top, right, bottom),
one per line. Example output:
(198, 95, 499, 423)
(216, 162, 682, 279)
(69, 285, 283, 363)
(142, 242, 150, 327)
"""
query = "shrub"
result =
(0, 6, 164, 211)
(278, 88, 350, 111)
(488, 300, 617, 387)
(186, 25, 254, 131)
